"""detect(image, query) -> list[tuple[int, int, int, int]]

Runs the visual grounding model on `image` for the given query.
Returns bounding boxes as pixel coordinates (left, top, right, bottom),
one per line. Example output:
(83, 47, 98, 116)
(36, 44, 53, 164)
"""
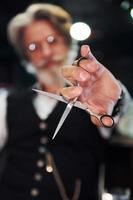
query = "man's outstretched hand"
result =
(59, 45, 122, 127)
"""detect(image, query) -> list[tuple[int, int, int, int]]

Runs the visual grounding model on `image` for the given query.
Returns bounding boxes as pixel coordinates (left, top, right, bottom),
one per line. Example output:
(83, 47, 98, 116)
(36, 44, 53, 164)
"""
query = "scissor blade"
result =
(33, 89, 87, 110)
(52, 102, 73, 139)
(74, 101, 87, 110)
(32, 89, 67, 104)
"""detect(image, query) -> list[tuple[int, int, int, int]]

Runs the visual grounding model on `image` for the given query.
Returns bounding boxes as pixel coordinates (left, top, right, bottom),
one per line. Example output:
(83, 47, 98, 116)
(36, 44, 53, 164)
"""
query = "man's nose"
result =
(41, 42, 53, 58)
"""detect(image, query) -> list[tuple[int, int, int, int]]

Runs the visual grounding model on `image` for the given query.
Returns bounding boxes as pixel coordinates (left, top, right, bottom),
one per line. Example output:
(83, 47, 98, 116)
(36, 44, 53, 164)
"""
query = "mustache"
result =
(37, 54, 67, 68)
(37, 67, 66, 86)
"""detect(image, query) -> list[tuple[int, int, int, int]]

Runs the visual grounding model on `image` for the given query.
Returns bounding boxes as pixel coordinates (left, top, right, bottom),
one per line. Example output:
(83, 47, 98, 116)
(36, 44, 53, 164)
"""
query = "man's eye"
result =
(28, 43, 37, 52)
(47, 36, 56, 44)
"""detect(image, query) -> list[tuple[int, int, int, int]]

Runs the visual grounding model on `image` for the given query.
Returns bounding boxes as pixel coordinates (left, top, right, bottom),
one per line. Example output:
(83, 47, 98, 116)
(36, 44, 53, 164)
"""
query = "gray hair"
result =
(7, 3, 73, 59)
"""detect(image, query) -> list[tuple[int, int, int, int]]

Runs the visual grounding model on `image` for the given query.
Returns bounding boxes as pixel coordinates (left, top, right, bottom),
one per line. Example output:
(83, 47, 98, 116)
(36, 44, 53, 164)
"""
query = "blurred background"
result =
(0, 0, 133, 94)
(0, 0, 133, 199)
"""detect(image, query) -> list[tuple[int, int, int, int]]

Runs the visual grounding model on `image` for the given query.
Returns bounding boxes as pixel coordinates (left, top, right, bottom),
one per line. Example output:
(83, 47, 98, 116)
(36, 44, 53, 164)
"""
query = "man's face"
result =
(23, 20, 69, 90)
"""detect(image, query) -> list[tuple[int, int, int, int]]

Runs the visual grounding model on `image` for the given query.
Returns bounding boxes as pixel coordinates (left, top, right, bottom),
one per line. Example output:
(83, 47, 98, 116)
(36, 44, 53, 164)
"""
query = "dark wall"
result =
(0, 0, 133, 94)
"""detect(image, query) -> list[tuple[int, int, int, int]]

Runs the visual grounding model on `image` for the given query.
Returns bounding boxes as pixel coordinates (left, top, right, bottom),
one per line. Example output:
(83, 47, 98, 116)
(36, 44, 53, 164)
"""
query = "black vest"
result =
(0, 89, 107, 200)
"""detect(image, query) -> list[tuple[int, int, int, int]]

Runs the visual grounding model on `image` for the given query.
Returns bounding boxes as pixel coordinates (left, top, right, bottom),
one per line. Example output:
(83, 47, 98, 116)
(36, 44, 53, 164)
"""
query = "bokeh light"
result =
(70, 22, 91, 41)
(130, 8, 133, 19)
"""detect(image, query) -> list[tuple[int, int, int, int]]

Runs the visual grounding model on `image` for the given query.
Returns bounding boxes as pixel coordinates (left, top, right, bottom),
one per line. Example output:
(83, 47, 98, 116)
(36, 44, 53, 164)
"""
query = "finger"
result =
(90, 116, 103, 127)
(90, 115, 113, 127)
(62, 65, 90, 83)
(87, 100, 115, 127)
(80, 45, 91, 58)
(59, 86, 83, 101)
(80, 45, 95, 61)
(101, 116, 114, 127)
(79, 58, 100, 73)
(88, 97, 115, 112)
(80, 45, 105, 75)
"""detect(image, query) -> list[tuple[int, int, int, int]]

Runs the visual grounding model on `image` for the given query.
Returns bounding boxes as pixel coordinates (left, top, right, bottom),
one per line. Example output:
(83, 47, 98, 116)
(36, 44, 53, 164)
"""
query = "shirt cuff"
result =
(99, 83, 132, 139)
(0, 89, 8, 150)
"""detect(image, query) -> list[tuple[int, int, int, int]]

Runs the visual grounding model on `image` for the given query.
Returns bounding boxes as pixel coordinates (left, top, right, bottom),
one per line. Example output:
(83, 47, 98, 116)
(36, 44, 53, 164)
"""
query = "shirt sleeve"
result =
(99, 83, 132, 139)
(0, 89, 8, 150)
(116, 100, 133, 138)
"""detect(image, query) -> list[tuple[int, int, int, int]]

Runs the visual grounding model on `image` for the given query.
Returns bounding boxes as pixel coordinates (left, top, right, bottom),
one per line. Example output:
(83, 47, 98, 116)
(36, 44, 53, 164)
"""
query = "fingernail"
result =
(81, 45, 91, 58)
(88, 52, 94, 60)
(83, 45, 90, 52)
(79, 71, 90, 81)
(74, 87, 83, 95)
(86, 45, 90, 54)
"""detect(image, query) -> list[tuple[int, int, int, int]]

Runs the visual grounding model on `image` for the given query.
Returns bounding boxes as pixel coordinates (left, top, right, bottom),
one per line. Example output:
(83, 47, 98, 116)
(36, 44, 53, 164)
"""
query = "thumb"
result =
(80, 45, 91, 58)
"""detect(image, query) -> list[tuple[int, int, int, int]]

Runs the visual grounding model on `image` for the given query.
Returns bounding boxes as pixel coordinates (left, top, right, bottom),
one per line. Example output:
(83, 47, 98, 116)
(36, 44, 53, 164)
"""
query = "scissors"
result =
(33, 57, 114, 139)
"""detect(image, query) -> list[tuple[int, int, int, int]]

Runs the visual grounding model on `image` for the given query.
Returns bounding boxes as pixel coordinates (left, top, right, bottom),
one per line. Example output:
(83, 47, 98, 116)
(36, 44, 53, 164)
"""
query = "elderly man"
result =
(0, 3, 131, 200)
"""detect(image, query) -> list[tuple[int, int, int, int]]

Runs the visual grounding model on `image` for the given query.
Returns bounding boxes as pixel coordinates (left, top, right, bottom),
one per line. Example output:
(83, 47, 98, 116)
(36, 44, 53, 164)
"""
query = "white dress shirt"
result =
(0, 84, 131, 149)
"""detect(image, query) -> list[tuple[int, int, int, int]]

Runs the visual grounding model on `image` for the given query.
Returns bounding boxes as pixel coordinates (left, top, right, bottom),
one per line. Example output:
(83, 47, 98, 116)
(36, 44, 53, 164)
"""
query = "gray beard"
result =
(36, 66, 66, 88)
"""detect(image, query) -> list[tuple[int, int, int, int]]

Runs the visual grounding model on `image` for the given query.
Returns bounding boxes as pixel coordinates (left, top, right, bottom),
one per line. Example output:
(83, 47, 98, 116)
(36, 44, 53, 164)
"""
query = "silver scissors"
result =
(33, 57, 114, 139)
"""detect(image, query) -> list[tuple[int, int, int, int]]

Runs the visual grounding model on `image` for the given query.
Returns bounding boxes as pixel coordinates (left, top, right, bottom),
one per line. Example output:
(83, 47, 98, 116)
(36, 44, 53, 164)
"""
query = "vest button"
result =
(39, 122, 47, 130)
(40, 136, 48, 144)
(46, 165, 53, 173)
(36, 160, 45, 168)
(30, 188, 40, 197)
(34, 173, 43, 181)
(38, 146, 46, 154)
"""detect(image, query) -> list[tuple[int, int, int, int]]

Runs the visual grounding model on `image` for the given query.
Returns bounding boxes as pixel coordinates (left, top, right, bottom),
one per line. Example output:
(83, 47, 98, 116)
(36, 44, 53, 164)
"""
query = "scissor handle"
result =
(73, 57, 88, 68)
(100, 114, 114, 128)
(86, 108, 114, 128)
